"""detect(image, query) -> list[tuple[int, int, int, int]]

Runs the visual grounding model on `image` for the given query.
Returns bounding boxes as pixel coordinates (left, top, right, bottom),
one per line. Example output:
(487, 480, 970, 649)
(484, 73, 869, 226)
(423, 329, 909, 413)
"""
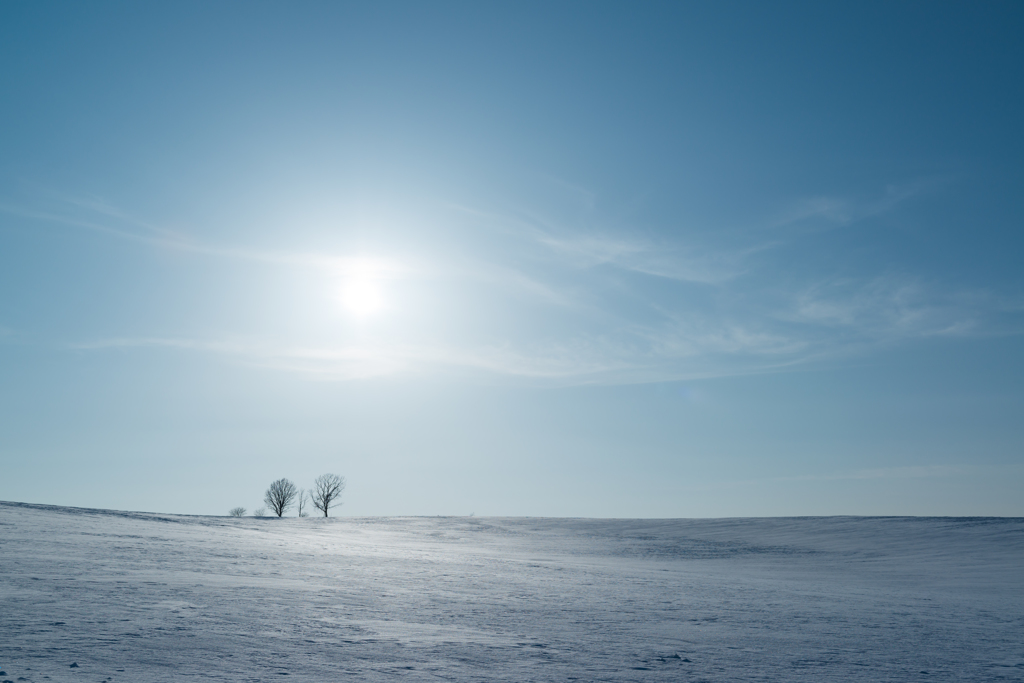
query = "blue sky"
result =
(2, 2, 1023, 516)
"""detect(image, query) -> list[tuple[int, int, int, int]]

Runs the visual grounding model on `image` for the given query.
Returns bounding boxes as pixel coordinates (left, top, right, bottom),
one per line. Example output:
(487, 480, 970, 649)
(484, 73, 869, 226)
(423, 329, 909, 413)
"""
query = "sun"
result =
(339, 276, 384, 316)
(336, 258, 391, 317)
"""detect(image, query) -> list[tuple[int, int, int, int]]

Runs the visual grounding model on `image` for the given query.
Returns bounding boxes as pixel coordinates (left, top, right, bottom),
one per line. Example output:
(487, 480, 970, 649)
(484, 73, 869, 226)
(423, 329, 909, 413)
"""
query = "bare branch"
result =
(311, 473, 345, 517)
(228, 507, 247, 517)
(264, 478, 298, 517)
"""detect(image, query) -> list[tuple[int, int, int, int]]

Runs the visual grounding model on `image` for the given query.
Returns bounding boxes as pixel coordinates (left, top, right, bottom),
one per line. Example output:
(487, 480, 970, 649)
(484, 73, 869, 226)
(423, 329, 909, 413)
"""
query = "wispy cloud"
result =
(65, 283, 1016, 385)
(769, 179, 941, 232)
(13, 185, 1024, 385)
(71, 336, 635, 382)
(450, 202, 746, 285)
(784, 275, 1009, 342)
(0, 199, 414, 277)
(2, 196, 584, 312)
(534, 232, 746, 284)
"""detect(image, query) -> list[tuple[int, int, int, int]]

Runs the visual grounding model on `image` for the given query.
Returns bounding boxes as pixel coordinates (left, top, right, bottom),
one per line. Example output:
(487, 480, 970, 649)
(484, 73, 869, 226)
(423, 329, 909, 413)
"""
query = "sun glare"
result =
(339, 277, 384, 316)
(336, 259, 390, 317)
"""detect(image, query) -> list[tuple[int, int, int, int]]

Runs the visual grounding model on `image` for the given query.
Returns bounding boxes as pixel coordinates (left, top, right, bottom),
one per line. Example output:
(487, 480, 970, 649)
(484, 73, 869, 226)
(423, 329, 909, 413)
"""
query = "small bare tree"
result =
(265, 478, 298, 517)
(311, 473, 345, 517)
(253, 507, 267, 517)
(297, 488, 309, 517)
(229, 507, 247, 517)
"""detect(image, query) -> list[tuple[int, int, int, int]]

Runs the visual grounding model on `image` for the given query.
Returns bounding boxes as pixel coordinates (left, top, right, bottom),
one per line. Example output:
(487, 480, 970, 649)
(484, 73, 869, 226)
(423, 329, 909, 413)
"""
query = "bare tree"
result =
(253, 507, 267, 517)
(297, 488, 309, 517)
(264, 478, 298, 517)
(229, 507, 247, 517)
(311, 473, 345, 517)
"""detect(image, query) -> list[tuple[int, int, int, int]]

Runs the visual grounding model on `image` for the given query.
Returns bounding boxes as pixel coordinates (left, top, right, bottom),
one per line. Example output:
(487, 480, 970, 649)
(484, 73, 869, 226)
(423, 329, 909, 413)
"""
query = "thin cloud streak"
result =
(1, 198, 580, 307)
(66, 290, 1012, 385)
(71, 336, 637, 382)
(783, 276, 1022, 342)
(0, 201, 413, 277)
(769, 179, 941, 233)
(449, 202, 746, 285)
(18, 189, 1024, 385)
(70, 287, 994, 384)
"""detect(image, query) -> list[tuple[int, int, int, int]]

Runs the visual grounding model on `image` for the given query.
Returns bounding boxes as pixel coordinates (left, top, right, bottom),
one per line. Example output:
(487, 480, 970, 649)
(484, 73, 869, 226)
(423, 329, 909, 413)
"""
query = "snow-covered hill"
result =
(1, 502, 1022, 682)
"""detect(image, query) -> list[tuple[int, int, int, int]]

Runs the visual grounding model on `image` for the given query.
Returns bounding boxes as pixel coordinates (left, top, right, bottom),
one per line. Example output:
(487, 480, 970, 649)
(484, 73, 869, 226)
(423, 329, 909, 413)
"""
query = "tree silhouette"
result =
(311, 473, 345, 517)
(264, 478, 298, 517)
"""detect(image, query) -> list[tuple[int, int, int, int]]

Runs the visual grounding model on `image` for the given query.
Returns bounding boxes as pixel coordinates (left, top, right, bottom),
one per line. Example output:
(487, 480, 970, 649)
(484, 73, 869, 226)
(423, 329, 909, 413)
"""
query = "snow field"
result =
(1, 502, 1022, 682)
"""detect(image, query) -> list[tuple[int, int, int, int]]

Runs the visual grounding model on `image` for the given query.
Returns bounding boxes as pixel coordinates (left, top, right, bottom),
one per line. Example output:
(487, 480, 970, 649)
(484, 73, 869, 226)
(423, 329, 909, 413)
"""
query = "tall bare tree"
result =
(297, 488, 309, 517)
(311, 473, 345, 517)
(264, 478, 298, 517)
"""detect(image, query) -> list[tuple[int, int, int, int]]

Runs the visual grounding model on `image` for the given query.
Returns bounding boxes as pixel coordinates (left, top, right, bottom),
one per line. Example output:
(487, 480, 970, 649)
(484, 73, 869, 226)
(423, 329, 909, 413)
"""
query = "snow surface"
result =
(1, 502, 1023, 682)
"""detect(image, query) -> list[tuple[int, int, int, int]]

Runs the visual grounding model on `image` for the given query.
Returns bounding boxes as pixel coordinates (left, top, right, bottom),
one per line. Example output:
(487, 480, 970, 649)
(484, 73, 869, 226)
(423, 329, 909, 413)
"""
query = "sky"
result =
(1, 1, 1023, 517)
